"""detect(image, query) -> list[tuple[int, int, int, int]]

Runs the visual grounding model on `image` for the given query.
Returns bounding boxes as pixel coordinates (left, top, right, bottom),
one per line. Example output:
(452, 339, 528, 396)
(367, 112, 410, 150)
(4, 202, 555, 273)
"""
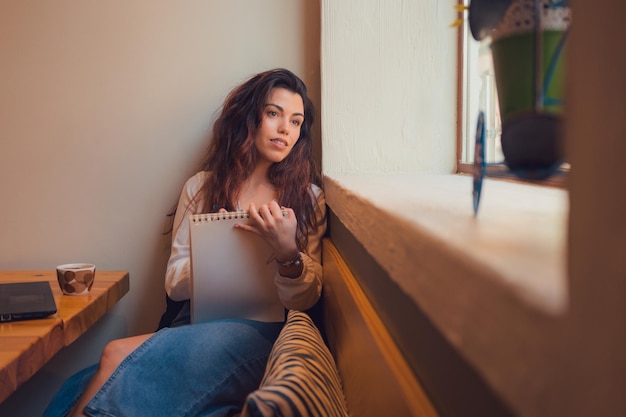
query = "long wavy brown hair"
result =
(188, 68, 322, 250)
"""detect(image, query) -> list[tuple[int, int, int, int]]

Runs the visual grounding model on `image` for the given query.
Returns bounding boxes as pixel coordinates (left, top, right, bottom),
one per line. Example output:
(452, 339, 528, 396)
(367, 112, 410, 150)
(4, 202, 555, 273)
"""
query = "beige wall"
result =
(0, 1, 320, 415)
(321, 0, 458, 174)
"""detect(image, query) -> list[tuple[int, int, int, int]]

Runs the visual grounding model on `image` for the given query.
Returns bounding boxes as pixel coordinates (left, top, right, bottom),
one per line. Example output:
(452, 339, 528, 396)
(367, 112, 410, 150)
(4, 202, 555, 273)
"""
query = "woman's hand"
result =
(235, 201, 299, 262)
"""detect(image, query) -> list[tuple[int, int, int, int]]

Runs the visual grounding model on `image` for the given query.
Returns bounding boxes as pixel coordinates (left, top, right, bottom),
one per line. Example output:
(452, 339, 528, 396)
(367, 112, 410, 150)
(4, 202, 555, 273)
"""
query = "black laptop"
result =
(0, 281, 58, 322)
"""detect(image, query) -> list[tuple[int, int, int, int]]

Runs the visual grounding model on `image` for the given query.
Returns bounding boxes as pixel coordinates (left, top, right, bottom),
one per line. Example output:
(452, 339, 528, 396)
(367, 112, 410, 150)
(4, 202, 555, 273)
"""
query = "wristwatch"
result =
(276, 253, 302, 268)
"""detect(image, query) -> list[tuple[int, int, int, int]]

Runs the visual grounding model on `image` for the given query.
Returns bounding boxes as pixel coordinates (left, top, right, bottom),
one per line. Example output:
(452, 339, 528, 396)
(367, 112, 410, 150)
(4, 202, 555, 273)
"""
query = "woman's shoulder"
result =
(309, 183, 324, 199)
(183, 171, 211, 190)
(188, 170, 212, 182)
(309, 183, 325, 210)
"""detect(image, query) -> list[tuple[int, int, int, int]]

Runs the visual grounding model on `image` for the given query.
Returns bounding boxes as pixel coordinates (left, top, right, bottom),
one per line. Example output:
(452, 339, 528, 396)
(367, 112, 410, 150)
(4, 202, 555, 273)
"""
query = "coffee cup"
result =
(56, 263, 96, 295)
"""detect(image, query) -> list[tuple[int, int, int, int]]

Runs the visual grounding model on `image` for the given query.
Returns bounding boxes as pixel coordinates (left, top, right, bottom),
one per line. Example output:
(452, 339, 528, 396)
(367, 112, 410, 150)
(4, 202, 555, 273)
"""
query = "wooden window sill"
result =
(323, 172, 569, 415)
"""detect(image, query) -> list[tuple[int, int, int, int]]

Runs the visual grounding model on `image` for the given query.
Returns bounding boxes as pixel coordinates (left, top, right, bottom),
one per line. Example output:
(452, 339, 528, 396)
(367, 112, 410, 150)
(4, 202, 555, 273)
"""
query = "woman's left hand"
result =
(236, 201, 299, 262)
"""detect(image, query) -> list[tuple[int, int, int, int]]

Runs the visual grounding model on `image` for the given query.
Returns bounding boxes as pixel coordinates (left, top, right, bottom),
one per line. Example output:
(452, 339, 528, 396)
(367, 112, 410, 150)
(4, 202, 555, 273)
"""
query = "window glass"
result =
(461, 17, 502, 165)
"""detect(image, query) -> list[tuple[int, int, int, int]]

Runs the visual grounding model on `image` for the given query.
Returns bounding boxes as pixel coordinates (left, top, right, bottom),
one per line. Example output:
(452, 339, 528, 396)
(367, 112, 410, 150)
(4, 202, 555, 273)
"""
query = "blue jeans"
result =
(42, 319, 283, 417)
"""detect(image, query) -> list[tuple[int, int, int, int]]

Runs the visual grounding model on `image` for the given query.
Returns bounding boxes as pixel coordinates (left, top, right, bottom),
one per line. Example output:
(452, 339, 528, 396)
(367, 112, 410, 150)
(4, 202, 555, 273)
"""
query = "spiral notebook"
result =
(188, 211, 286, 323)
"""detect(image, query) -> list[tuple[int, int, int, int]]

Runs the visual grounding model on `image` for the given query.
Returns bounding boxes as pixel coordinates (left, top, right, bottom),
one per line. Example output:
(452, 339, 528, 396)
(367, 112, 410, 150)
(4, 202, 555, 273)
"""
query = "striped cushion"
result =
(241, 310, 350, 417)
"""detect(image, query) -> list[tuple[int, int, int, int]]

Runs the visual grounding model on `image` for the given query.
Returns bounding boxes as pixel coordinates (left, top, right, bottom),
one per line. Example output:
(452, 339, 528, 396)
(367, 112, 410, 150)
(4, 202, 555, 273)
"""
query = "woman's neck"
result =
(237, 165, 277, 210)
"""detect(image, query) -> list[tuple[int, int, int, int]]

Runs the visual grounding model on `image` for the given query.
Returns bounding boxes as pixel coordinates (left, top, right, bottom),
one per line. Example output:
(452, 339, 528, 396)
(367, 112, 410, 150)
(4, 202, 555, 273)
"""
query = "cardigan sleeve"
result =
(164, 172, 208, 301)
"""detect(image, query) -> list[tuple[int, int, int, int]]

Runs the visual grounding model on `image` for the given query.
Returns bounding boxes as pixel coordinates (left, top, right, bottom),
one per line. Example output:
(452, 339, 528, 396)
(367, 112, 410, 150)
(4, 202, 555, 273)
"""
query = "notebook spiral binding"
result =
(190, 211, 249, 223)
(190, 210, 288, 224)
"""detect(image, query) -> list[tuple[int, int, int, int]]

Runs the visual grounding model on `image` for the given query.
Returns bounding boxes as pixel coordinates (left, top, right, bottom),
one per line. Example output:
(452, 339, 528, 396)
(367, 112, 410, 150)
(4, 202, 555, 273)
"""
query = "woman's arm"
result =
(274, 186, 326, 310)
(164, 172, 208, 301)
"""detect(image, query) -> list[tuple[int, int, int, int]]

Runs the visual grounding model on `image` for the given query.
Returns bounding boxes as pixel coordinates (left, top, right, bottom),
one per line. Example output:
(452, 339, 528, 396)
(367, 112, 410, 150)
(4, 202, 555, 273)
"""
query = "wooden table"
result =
(0, 270, 129, 403)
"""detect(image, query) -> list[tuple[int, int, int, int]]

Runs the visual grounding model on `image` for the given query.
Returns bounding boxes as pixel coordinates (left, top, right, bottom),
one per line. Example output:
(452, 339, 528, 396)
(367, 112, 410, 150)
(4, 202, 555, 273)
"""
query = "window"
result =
(459, 11, 502, 168)
(456, 0, 569, 187)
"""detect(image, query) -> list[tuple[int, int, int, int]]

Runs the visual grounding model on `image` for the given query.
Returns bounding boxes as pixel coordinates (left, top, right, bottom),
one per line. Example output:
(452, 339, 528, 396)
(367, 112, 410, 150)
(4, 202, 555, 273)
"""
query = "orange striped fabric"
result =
(241, 310, 350, 417)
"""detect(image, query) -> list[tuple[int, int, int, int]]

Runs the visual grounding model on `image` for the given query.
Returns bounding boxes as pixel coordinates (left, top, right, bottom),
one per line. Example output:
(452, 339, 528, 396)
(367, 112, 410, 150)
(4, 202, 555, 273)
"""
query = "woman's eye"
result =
(267, 110, 278, 117)
(291, 119, 302, 126)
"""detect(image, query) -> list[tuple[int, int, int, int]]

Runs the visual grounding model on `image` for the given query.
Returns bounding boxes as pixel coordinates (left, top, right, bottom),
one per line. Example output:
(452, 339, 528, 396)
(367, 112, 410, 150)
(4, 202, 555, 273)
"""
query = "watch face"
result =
(278, 253, 302, 267)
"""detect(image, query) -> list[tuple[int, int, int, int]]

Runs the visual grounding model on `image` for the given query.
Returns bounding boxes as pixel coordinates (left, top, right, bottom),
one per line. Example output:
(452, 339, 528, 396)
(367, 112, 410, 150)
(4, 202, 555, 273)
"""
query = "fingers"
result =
(249, 201, 288, 224)
(237, 201, 298, 256)
(241, 203, 265, 236)
(281, 206, 296, 221)
(248, 203, 263, 224)
(232, 203, 290, 238)
(244, 202, 295, 239)
(248, 203, 273, 233)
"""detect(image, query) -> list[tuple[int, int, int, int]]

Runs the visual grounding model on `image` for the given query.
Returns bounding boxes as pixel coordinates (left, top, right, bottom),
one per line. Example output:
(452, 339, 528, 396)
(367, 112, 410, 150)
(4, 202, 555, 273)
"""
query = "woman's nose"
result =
(278, 119, 290, 134)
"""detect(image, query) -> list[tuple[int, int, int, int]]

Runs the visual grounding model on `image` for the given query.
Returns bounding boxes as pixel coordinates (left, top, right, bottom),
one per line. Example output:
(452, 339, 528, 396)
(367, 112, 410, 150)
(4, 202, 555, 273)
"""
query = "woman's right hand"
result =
(235, 201, 299, 263)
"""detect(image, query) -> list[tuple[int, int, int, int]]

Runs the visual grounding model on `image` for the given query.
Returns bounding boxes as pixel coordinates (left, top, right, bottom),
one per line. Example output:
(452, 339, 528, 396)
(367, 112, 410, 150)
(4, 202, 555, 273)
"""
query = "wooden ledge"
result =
(322, 239, 439, 417)
(323, 173, 569, 417)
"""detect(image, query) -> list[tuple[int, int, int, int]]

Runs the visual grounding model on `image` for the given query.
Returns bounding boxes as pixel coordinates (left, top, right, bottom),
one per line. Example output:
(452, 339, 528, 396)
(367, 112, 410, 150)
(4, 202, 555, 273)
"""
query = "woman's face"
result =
(253, 87, 304, 166)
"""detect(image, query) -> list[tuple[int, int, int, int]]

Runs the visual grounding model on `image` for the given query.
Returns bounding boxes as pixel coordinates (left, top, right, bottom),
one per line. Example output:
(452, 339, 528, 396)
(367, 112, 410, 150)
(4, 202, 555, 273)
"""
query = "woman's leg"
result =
(78, 319, 282, 417)
(67, 333, 154, 417)
(41, 364, 98, 417)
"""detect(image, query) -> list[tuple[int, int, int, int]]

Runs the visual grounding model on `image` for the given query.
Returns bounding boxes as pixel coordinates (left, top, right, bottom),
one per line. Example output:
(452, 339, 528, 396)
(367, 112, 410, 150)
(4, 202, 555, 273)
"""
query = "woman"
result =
(45, 68, 326, 417)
